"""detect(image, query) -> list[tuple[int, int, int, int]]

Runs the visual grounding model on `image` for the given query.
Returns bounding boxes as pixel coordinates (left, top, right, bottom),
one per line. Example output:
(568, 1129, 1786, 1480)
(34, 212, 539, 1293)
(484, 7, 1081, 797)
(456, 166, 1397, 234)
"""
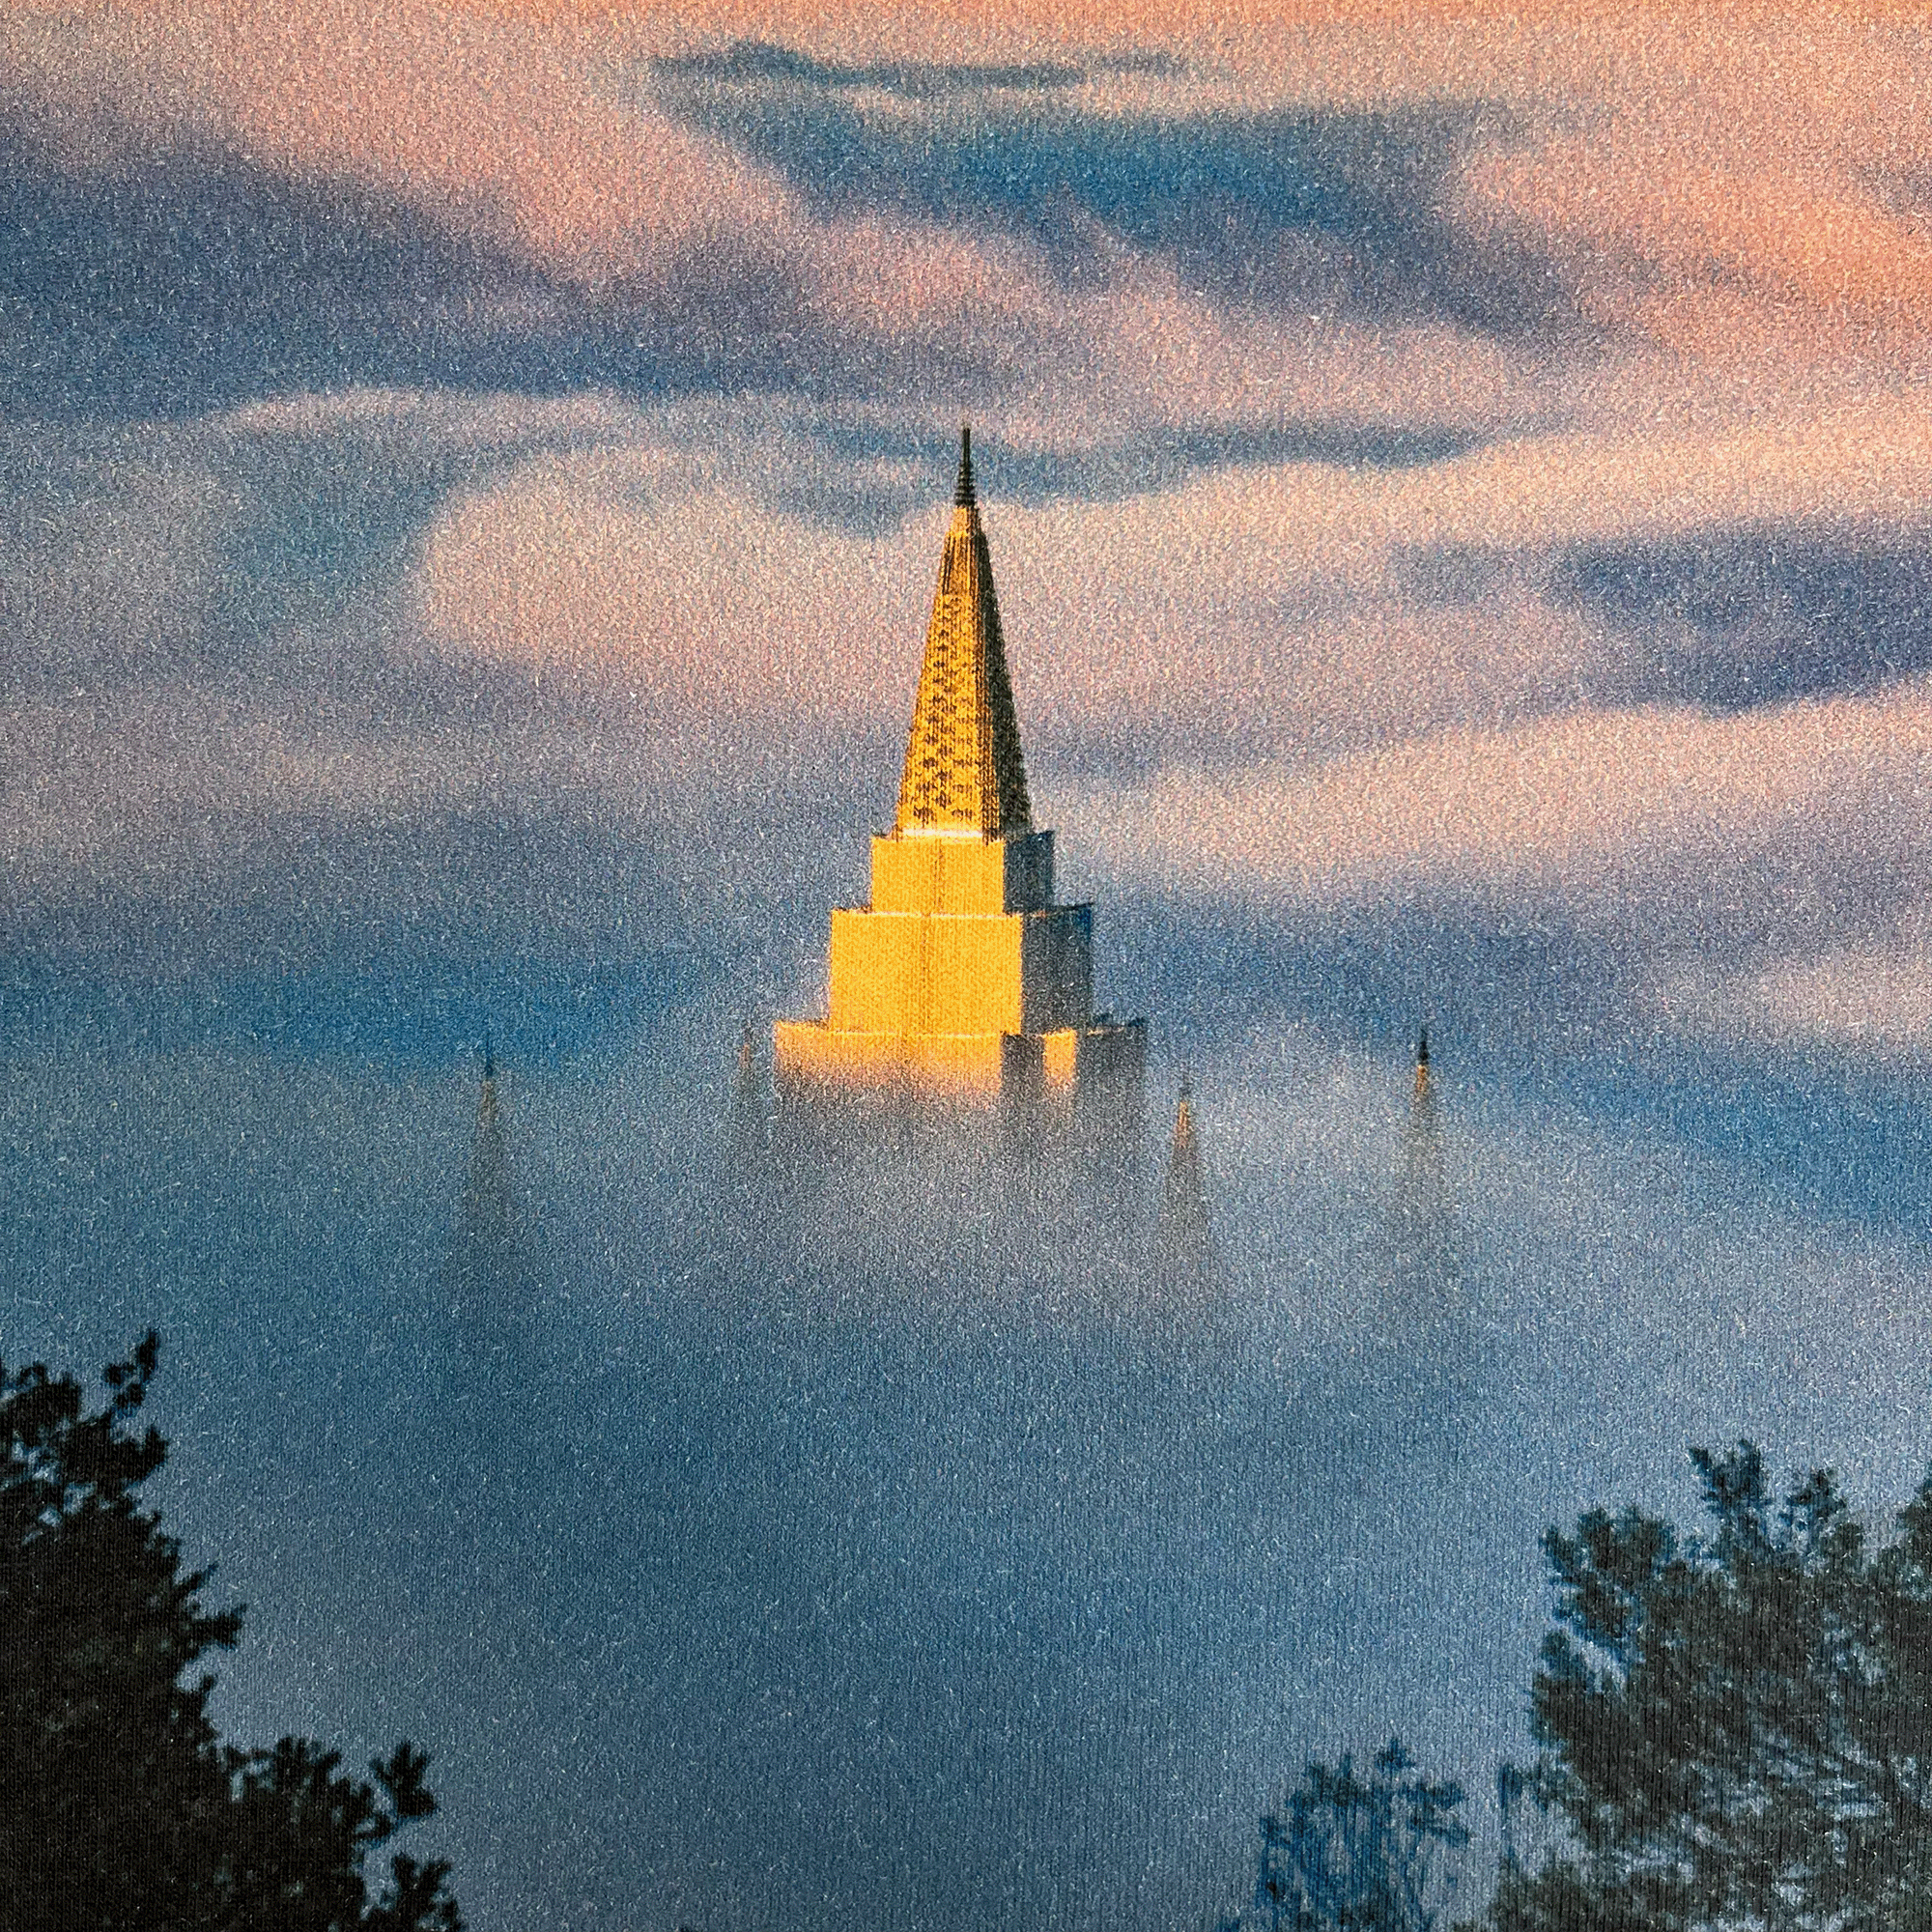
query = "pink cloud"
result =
(2, 1, 804, 280)
(412, 448, 923, 721)
(6, 0, 1550, 434)
(1075, 682, 1932, 924)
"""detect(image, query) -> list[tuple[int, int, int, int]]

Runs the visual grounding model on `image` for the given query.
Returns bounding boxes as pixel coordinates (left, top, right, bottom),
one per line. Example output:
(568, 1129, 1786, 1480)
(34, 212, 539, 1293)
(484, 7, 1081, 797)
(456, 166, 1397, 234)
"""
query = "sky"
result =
(8, 4, 1932, 1928)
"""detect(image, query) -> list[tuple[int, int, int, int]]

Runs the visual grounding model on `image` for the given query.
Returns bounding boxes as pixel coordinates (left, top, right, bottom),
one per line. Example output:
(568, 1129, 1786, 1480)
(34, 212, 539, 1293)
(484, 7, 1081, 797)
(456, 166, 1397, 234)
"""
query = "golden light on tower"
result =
(774, 428, 1145, 1132)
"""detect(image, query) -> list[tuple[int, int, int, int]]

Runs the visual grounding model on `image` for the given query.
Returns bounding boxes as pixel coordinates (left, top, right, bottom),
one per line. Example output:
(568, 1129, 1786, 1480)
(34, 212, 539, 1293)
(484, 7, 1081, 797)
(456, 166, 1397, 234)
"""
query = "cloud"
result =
(13, 382, 1895, 883)
(0, 393, 900, 971)
(413, 455, 920, 718)
(1657, 917, 1932, 1063)
(0, 2, 1559, 445)
(653, 41, 1106, 99)
(1, 2, 796, 279)
(11, 0, 1932, 452)
(650, 53, 1567, 337)
(403, 419, 1609, 784)
(1077, 684, 1932, 953)
(0, 103, 837, 419)
(0, 395, 637, 683)
(17, 372, 1932, 981)
(1551, 532, 1932, 713)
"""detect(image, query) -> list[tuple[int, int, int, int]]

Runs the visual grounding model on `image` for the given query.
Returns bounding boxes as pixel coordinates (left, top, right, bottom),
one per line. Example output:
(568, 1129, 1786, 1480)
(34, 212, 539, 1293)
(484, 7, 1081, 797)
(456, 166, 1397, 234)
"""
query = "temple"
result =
(774, 428, 1145, 1142)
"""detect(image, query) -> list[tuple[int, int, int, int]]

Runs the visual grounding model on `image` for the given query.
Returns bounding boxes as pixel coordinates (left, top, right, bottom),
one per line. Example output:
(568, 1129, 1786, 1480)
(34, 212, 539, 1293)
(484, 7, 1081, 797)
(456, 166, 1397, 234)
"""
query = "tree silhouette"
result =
(1493, 1442, 1932, 1931)
(1235, 1740, 1470, 1932)
(0, 1331, 462, 1930)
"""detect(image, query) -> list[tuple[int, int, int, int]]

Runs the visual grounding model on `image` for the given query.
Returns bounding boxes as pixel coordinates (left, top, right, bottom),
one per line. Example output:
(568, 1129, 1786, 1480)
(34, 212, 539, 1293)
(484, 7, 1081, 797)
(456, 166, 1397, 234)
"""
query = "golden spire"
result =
(894, 424, 1033, 837)
(1414, 1025, 1431, 1105)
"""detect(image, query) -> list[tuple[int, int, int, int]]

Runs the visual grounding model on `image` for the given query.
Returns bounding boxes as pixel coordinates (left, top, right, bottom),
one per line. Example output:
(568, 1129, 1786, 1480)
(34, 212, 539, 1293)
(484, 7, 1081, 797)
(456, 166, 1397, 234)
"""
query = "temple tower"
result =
(774, 429, 1145, 1143)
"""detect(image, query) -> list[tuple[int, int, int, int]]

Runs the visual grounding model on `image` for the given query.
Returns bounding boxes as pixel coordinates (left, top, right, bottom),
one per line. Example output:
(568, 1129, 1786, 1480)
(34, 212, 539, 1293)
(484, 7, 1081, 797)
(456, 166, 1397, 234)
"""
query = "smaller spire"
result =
(954, 421, 977, 508)
(1387, 1020, 1455, 1308)
(726, 1018, 770, 1171)
(1170, 1076, 1199, 1181)
(478, 1033, 499, 1128)
(446, 1028, 521, 1341)
(1156, 1070, 1216, 1287)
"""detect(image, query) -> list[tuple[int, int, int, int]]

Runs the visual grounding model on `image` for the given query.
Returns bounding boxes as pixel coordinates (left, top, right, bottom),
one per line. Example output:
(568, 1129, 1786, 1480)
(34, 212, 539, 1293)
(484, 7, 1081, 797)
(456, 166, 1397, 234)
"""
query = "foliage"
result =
(0, 1330, 463, 1930)
(1492, 1441, 1932, 1932)
(1234, 1739, 1471, 1932)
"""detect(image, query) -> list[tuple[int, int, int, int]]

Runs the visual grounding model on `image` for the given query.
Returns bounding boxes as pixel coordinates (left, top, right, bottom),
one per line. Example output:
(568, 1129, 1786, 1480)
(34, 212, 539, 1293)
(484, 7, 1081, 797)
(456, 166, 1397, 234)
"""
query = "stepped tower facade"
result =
(775, 430, 1145, 1138)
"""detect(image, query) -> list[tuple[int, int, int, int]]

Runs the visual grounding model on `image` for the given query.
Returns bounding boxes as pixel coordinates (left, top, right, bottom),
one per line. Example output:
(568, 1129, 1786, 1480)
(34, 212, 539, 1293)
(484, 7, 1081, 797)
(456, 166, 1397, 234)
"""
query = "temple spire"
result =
(1380, 1022, 1456, 1311)
(894, 425, 1032, 837)
(1403, 1025, 1441, 1198)
(726, 1018, 769, 1170)
(773, 418, 1147, 1138)
(444, 1036, 523, 1350)
(1155, 1073, 1217, 1287)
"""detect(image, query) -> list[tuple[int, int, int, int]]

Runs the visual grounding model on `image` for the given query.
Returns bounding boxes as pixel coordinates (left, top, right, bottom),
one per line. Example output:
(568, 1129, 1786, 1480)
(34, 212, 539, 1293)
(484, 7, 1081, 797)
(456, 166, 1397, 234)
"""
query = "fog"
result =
(7, 930, 1930, 1932)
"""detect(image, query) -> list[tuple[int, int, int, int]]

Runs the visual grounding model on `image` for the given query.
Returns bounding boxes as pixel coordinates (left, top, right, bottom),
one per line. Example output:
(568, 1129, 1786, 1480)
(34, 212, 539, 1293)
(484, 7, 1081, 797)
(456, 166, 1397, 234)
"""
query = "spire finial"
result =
(1417, 1026, 1429, 1067)
(483, 1031, 496, 1083)
(954, 421, 976, 508)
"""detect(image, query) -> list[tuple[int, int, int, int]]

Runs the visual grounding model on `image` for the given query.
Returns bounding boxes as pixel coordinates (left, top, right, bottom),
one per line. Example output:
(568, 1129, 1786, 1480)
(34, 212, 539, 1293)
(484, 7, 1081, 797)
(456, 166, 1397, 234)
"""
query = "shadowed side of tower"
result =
(774, 428, 1146, 1153)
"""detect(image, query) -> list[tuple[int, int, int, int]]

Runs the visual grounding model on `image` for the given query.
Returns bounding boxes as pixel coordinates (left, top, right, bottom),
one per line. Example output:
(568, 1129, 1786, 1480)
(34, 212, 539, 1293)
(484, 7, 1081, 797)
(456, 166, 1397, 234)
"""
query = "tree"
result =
(1492, 1442, 1932, 1932)
(0, 1330, 463, 1930)
(1234, 1739, 1471, 1932)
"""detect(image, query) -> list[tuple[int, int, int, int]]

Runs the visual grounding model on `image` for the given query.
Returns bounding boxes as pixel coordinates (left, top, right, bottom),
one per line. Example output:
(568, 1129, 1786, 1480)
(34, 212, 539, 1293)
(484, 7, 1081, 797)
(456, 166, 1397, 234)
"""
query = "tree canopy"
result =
(1494, 1442, 1932, 1932)
(0, 1330, 463, 1930)
(1233, 1739, 1471, 1932)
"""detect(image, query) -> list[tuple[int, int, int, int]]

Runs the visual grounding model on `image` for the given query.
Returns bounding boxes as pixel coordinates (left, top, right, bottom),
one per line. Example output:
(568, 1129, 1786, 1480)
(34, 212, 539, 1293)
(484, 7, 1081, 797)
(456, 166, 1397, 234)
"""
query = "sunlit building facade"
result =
(775, 430, 1145, 1150)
